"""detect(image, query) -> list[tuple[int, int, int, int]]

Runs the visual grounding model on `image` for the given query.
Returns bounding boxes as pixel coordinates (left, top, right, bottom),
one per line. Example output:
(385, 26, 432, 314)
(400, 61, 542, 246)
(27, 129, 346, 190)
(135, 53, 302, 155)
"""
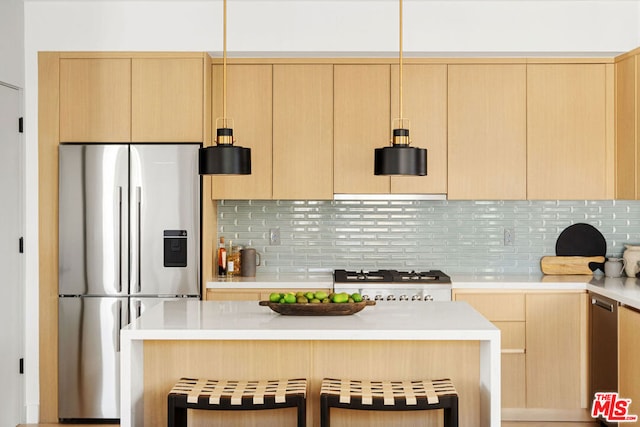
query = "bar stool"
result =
(167, 377, 307, 427)
(319, 377, 458, 427)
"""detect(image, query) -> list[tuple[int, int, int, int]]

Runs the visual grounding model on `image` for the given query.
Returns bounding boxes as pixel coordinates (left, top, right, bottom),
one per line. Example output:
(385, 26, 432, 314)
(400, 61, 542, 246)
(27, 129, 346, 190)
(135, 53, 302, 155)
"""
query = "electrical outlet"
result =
(269, 228, 281, 245)
(504, 228, 515, 246)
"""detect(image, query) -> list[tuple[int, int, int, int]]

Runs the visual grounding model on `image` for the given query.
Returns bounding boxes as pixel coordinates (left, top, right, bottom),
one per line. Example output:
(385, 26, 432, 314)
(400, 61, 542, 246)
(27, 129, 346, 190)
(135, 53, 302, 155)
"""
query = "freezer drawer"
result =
(58, 297, 129, 421)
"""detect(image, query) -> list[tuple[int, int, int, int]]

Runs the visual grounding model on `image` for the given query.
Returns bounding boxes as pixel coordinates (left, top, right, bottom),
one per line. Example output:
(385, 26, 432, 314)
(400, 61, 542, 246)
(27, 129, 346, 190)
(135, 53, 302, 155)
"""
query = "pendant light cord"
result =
(223, 0, 228, 126)
(399, 0, 403, 122)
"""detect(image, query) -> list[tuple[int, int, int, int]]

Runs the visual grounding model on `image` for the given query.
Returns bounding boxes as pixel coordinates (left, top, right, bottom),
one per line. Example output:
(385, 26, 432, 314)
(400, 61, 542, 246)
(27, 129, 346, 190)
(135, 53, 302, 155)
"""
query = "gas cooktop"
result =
(333, 269, 451, 284)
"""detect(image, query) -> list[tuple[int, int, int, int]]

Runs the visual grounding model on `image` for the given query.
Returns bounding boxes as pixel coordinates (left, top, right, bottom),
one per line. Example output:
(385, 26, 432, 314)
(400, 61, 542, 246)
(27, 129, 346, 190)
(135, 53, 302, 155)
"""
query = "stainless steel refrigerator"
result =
(58, 144, 201, 422)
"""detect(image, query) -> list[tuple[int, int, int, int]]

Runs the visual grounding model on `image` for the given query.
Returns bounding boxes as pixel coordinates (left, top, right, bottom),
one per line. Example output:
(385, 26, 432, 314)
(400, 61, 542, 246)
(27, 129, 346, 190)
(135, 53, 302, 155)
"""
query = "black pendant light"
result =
(199, 0, 251, 175)
(374, 0, 427, 176)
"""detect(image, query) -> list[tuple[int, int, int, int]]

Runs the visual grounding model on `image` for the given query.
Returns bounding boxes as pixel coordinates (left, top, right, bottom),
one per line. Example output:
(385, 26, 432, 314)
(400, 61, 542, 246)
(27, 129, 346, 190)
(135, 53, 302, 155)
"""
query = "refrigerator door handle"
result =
(116, 299, 122, 353)
(117, 186, 123, 293)
(136, 186, 142, 294)
(135, 299, 142, 319)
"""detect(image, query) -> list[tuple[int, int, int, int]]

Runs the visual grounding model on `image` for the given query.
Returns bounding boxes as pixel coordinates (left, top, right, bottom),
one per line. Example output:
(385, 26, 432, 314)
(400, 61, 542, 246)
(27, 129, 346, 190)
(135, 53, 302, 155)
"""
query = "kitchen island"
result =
(120, 300, 500, 427)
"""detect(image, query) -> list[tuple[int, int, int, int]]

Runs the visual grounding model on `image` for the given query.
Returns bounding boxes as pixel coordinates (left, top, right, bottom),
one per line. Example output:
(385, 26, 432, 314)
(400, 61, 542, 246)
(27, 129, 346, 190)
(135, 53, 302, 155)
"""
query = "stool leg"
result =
(443, 397, 459, 427)
(167, 395, 187, 427)
(320, 395, 330, 427)
(297, 396, 306, 427)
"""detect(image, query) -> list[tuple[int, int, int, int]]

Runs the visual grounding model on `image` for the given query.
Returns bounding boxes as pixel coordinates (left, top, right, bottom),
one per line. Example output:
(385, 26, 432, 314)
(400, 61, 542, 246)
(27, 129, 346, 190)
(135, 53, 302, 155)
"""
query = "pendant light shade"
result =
(198, 0, 252, 175)
(375, 129, 427, 176)
(374, 0, 427, 177)
(199, 129, 251, 175)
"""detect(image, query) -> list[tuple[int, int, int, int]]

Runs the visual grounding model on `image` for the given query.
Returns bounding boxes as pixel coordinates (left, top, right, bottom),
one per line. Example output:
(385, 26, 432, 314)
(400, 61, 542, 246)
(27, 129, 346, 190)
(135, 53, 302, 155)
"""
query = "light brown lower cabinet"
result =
(453, 290, 588, 419)
(206, 288, 331, 301)
(525, 293, 586, 409)
(619, 305, 640, 419)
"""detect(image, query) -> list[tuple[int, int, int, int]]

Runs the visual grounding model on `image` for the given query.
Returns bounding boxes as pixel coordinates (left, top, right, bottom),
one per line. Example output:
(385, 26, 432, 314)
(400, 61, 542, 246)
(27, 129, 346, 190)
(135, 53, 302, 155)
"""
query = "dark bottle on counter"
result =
(217, 237, 227, 276)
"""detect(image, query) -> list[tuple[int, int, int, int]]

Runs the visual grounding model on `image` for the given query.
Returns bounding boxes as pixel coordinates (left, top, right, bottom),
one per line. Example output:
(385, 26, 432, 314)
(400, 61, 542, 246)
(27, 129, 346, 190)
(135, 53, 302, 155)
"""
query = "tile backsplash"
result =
(216, 200, 640, 275)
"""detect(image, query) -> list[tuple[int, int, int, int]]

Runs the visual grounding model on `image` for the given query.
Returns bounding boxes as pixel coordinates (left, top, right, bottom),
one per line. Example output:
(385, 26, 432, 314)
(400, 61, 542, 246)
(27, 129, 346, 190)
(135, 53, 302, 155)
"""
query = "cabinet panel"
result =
(273, 65, 333, 199)
(526, 293, 583, 408)
(619, 305, 640, 419)
(206, 288, 331, 301)
(390, 64, 447, 194)
(132, 58, 204, 142)
(448, 65, 527, 200)
(503, 353, 526, 408)
(210, 64, 273, 199)
(60, 58, 131, 142)
(334, 65, 391, 194)
(206, 290, 262, 301)
(494, 321, 525, 350)
(454, 292, 525, 321)
(527, 64, 608, 199)
(615, 56, 636, 199)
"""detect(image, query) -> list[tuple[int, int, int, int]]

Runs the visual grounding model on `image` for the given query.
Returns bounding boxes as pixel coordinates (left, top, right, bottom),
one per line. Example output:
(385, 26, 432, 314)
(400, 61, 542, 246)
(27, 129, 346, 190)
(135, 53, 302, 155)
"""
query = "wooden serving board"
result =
(258, 300, 375, 316)
(540, 256, 605, 275)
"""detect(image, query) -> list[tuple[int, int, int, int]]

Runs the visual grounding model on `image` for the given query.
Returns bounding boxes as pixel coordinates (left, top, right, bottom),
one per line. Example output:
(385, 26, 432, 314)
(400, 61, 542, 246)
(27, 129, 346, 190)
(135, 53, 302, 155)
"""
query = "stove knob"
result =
(399, 295, 409, 301)
(374, 295, 384, 301)
(387, 295, 396, 301)
(424, 295, 434, 302)
(362, 295, 370, 301)
(411, 295, 423, 301)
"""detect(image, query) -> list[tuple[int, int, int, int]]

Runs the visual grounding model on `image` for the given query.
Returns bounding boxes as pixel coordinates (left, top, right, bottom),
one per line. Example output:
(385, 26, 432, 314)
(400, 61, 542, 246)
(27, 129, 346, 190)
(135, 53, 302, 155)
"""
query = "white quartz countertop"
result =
(451, 274, 640, 310)
(122, 299, 499, 341)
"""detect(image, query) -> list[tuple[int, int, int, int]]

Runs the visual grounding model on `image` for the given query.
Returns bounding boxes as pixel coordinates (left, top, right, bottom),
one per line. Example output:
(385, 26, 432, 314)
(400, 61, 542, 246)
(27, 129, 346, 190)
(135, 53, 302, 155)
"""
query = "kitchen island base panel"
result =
(142, 340, 480, 427)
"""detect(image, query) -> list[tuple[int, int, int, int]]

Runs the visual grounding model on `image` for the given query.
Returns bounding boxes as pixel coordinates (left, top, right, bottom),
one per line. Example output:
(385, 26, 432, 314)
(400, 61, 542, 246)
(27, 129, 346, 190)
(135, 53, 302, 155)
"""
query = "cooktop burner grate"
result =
(333, 269, 451, 284)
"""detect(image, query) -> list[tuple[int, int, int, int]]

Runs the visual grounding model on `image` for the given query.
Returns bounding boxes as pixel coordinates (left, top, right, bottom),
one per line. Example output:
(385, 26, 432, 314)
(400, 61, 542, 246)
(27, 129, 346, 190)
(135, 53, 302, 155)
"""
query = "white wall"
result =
(23, 1, 640, 53)
(22, 0, 640, 422)
(0, 0, 24, 87)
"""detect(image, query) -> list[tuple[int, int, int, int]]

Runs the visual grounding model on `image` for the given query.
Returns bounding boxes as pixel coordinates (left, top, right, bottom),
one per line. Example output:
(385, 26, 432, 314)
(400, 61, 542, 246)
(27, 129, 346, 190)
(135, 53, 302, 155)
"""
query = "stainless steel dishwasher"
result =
(590, 291, 618, 427)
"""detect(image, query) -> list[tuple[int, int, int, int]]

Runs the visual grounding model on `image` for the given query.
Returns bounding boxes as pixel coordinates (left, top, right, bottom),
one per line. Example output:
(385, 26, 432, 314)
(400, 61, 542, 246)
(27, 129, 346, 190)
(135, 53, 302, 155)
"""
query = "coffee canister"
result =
(240, 248, 261, 277)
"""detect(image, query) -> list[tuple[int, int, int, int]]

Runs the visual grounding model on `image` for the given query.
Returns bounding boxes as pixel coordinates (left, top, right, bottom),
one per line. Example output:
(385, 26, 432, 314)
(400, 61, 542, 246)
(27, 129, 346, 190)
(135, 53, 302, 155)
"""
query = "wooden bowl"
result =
(258, 300, 375, 316)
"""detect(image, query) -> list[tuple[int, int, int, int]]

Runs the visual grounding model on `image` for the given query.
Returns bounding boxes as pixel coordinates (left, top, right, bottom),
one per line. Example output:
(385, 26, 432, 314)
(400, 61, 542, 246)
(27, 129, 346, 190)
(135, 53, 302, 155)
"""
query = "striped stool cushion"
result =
(320, 378, 457, 406)
(169, 377, 307, 406)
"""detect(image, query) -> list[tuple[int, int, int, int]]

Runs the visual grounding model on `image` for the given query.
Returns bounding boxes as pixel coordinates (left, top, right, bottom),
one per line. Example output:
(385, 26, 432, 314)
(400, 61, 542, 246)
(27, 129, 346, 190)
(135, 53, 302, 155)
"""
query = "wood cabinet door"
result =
(527, 64, 609, 199)
(132, 57, 204, 142)
(273, 64, 333, 199)
(334, 65, 391, 194)
(454, 291, 526, 408)
(60, 58, 131, 142)
(615, 55, 638, 200)
(619, 305, 640, 418)
(206, 289, 262, 301)
(210, 64, 273, 199)
(390, 64, 447, 194)
(448, 64, 526, 200)
(454, 292, 525, 321)
(526, 292, 586, 409)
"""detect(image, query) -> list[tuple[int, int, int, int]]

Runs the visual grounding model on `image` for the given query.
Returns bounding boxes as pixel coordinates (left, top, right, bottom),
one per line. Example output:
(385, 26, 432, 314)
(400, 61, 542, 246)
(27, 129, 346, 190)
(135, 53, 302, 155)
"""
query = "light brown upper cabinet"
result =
(59, 58, 132, 142)
(132, 58, 204, 142)
(390, 64, 447, 194)
(210, 64, 273, 200)
(448, 64, 527, 200)
(615, 54, 638, 200)
(334, 65, 391, 194)
(527, 64, 612, 199)
(273, 64, 333, 199)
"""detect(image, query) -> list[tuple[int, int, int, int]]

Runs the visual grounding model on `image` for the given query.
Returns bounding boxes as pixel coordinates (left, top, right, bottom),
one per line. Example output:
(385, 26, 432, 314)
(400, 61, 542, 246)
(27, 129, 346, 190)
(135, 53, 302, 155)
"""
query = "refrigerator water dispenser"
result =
(164, 230, 188, 267)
